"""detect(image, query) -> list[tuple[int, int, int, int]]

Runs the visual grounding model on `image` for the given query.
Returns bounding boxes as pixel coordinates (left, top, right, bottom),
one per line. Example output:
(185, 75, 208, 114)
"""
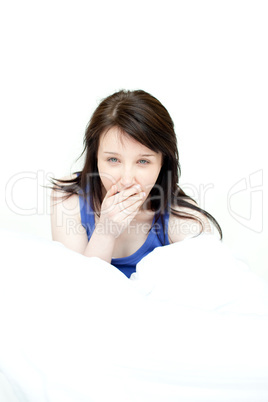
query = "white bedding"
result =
(0, 229, 267, 401)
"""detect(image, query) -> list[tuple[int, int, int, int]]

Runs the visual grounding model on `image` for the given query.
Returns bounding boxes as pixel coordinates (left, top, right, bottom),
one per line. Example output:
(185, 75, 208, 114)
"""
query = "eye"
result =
(108, 157, 119, 163)
(138, 159, 150, 165)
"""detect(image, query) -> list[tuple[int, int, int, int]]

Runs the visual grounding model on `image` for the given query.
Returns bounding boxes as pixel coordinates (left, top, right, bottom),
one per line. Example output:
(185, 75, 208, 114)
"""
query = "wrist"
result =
(83, 224, 116, 261)
(95, 220, 121, 239)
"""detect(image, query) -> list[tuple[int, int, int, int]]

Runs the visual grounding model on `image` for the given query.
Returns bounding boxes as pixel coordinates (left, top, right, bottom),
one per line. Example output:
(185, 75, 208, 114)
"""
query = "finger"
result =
(118, 191, 146, 213)
(114, 184, 142, 203)
(116, 197, 145, 226)
(104, 179, 137, 200)
(104, 183, 119, 200)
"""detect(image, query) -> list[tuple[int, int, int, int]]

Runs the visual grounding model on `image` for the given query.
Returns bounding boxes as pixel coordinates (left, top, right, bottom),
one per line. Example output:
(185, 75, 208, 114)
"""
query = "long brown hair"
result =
(52, 89, 222, 240)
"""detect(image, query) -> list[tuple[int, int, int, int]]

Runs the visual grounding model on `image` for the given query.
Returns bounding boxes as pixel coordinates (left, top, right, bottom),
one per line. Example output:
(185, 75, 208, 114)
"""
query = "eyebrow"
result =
(103, 152, 156, 157)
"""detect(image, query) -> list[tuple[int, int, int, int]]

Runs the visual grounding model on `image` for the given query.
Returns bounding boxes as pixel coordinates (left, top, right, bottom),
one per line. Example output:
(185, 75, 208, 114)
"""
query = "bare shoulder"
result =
(50, 174, 76, 193)
(50, 174, 79, 205)
(168, 198, 212, 243)
(50, 174, 81, 218)
(50, 174, 88, 253)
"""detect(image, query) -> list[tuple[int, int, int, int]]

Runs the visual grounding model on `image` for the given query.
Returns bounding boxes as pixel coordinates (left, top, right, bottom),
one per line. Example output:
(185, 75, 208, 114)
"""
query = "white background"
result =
(0, 0, 267, 279)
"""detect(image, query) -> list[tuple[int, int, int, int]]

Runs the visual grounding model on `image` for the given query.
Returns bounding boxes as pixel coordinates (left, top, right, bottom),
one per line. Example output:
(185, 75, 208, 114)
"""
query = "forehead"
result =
(98, 127, 156, 154)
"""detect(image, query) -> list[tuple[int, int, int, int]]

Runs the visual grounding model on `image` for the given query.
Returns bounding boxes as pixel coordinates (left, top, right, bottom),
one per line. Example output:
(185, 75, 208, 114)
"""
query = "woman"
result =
(51, 89, 222, 277)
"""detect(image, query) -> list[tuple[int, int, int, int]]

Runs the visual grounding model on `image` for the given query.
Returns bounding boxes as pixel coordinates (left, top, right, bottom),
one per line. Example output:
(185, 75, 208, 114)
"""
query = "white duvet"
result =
(0, 229, 267, 401)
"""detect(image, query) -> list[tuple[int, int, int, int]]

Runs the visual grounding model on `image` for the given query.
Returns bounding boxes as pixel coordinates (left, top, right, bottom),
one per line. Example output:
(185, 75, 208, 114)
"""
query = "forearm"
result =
(83, 223, 116, 264)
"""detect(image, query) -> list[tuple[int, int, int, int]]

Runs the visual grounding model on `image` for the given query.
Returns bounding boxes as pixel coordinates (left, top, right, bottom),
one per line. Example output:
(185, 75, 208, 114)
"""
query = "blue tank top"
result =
(78, 193, 170, 278)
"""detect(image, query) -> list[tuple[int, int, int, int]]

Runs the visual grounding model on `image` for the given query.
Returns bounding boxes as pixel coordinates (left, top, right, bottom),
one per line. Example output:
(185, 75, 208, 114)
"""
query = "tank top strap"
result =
(153, 209, 170, 246)
(163, 208, 170, 244)
(78, 191, 95, 239)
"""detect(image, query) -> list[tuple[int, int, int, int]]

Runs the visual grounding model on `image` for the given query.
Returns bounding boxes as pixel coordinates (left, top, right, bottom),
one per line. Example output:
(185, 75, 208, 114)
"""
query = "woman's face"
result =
(97, 127, 163, 200)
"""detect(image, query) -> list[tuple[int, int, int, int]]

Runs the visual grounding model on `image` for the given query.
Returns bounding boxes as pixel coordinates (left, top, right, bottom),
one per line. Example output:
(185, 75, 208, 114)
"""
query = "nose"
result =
(120, 168, 136, 188)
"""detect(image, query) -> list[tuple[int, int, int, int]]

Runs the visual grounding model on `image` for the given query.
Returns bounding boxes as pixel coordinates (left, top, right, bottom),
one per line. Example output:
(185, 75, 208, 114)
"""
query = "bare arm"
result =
(50, 188, 88, 254)
(168, 201, 212, 243)
(50, 188, 117, 263)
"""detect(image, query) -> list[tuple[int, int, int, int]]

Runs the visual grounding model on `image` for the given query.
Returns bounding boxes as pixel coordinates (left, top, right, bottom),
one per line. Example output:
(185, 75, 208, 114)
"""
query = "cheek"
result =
(137, 168, 161, 194)
(99, 173, 121, 192)
(97, 162, 120, 191)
